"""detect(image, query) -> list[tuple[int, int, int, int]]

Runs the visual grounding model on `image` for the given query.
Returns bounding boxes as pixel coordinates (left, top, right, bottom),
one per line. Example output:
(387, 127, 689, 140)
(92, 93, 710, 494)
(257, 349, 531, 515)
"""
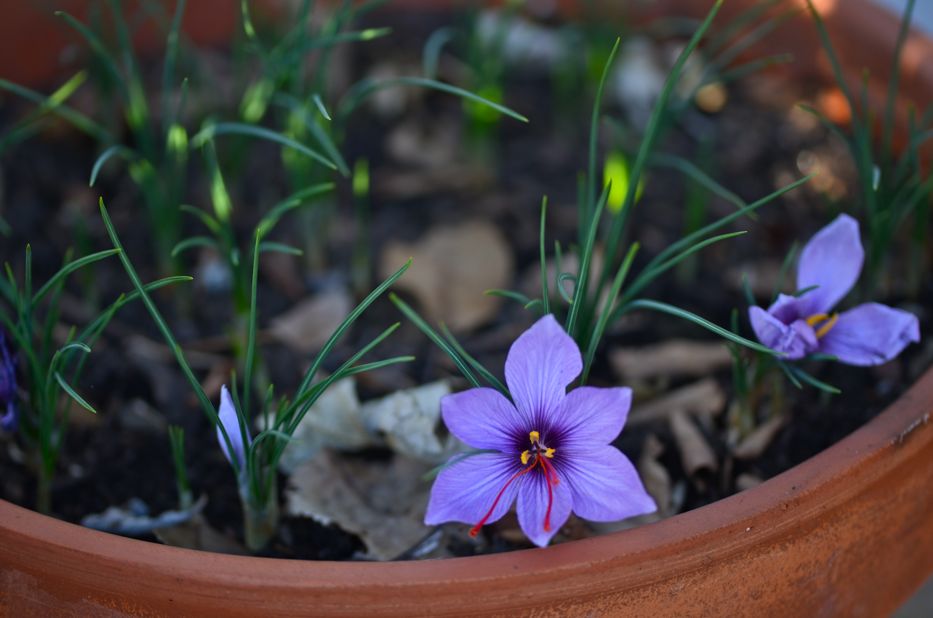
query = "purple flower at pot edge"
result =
(425, 314, 656, 547)
(749, 214, 920, 365)
(0, 330, 18, 432)
(215, 385, 251, 470)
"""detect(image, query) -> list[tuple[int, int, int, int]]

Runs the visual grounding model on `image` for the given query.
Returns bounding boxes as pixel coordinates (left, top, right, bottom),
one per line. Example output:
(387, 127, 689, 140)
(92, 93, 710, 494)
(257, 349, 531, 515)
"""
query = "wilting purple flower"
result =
(0, 331, 18, 432)
(216, 385, 251, 470)
(425, 315, 656, 547)
(749, 214, 919, 365)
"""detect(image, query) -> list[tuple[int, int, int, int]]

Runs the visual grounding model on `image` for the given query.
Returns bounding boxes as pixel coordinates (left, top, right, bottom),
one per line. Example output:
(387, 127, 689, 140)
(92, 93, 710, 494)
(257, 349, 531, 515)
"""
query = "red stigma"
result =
(469, 451, 561, 538)
(539, 456, 559, 532)
(468, 464, 535, 537)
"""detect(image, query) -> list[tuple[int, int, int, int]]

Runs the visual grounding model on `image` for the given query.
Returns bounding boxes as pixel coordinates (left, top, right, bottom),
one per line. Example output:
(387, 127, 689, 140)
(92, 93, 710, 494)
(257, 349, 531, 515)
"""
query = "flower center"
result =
(520, 430, 556, 465)
(805, 312, 839, 339)
(468, 430, 561, 539)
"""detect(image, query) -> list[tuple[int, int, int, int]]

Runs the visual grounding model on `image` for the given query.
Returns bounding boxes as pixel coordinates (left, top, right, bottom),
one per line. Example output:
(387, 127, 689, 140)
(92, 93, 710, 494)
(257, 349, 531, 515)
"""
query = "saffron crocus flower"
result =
(216, 385, 250, 470)
(749, 214, 919, 365)
(0, 331, 18, 432)
(425, 315, 656, 547)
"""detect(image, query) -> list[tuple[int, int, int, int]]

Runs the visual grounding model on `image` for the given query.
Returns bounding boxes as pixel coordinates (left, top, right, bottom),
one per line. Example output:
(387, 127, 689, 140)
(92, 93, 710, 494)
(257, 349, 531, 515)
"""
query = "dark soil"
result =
(0, 7, 929, 560)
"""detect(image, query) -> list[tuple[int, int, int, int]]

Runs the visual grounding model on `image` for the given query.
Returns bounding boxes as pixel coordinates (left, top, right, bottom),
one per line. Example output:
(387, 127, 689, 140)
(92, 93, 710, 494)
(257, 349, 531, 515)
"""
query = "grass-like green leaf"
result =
(390, 293, 481, 389)
(55, 372, 97, 414)
(33, 249, 120, 305)
(339, 76, 528, 123)
(625, 298, 775, 355)
(89, 145, 135, 186)
(295, 259, 412, 398)
(192, 122, 338, 171)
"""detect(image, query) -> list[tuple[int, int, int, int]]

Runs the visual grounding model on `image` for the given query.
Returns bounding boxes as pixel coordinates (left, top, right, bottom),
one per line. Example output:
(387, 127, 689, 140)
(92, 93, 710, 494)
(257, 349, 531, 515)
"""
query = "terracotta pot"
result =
(2, 368, 932, 616)
(0, 1, 238, 88)
(3, 1, 933, 616)
(627, 0, 933, 149)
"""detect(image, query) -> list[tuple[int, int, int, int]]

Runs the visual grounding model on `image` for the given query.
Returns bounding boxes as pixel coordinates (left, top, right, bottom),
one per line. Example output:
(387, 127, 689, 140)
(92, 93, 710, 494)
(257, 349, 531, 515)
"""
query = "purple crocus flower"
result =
(749, 214, 919, 365)
(425, 315, 656, 547)
(0, 330, 18, 432)
(216, 385, 251, 470)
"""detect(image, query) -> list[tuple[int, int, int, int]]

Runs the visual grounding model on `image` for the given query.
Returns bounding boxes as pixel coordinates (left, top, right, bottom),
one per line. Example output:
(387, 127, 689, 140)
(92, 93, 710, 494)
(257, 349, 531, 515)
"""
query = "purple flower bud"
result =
(0, 330, 18, 432)
(749, 214, 920, 366)
(216, 385, 250, 470)
(424, 315, 656, 547)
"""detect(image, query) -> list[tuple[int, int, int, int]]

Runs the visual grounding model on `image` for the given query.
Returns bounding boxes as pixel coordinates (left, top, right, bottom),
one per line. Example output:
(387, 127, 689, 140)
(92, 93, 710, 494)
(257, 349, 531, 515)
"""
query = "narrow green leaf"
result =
(192, 122, 338, 171)
(626, 299, 775, 354)
(34, 249, 120, 304)
(440, 324, 508, 395)
(0, 78, 111, 143)
(171, 236, 218, 258)
(259, 242, 302, 256)
(390, 293, 481, 389)
(89, 145, 134, 186)
(339, 77, 528, 123)
(55, 372, 97, 413)
(296, 260, 412, 397)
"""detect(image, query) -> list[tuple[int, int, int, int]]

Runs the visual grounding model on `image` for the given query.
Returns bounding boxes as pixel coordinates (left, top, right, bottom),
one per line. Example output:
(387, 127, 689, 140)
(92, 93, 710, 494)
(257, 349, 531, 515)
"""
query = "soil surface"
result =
(1, 7, 929, 560)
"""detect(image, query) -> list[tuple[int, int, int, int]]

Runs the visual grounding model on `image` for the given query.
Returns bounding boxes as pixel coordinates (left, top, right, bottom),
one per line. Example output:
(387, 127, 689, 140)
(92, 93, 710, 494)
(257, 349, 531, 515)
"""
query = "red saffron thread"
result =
(538, 456, 559, 532)
(469, 463, 536, 537)
(469, 454, 561, 537)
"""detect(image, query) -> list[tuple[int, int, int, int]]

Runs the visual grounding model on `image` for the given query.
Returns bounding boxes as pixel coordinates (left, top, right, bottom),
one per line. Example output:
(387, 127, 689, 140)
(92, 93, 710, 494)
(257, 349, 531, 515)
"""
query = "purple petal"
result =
(216, 385, 249, 468)
(516, 469, 573, 547)
(767, 293, 804, 324)
(504, 314, 582, 425)
(0, 401, 16, 433)
(441, 387, 525, 451)
(553, 386, 632, 449)
(560, 445, 656, 522)
(424, 452, 520, 527)
(749, 306, 817, 360)
(819, 303, 920, 366)
(796, 214, 863, 316)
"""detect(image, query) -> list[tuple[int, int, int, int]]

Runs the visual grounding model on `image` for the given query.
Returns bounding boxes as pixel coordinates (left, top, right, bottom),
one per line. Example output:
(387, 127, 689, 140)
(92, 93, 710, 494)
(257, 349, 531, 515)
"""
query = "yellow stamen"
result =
(529, 430, 540, 443)
(805, 312, 839, 338)
(520, 450, 531, 465)
(805, 313, 830, 327)
(543, 447, 555, 458)
(815, 313, 839, 338)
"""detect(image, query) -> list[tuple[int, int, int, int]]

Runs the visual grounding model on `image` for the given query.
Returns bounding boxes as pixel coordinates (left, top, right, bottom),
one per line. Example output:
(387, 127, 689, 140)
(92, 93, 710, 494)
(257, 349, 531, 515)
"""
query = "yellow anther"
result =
(805, 313, 830, 327)
(814, 313, 839, 338)
(529, 430, 540, 443)
(520, 450, 531, 465)
(543, 447, 555, 458)
(805, 312, 839, 338)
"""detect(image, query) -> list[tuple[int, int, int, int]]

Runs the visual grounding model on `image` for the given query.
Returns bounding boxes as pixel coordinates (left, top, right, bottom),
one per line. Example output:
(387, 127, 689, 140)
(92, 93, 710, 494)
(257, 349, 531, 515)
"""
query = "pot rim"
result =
(3, 366, 932, 592)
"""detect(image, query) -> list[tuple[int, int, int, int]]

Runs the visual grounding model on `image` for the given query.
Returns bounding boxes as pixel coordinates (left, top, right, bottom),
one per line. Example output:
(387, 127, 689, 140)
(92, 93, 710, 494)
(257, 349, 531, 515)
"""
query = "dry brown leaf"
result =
(360, 380, 456, 464)
(268, 287, 352, 354)
(279, 379, 459, 472)
(610, 340, 732, 382)
(732, 415, 787, 460)
(278, 378, 371, 473)
(285, 451, 433, 560)
(380, 221, 513, 331)
(638, 434, 672, 518)
(628, 378, 726, 426)
(669, 410, 718, 481)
